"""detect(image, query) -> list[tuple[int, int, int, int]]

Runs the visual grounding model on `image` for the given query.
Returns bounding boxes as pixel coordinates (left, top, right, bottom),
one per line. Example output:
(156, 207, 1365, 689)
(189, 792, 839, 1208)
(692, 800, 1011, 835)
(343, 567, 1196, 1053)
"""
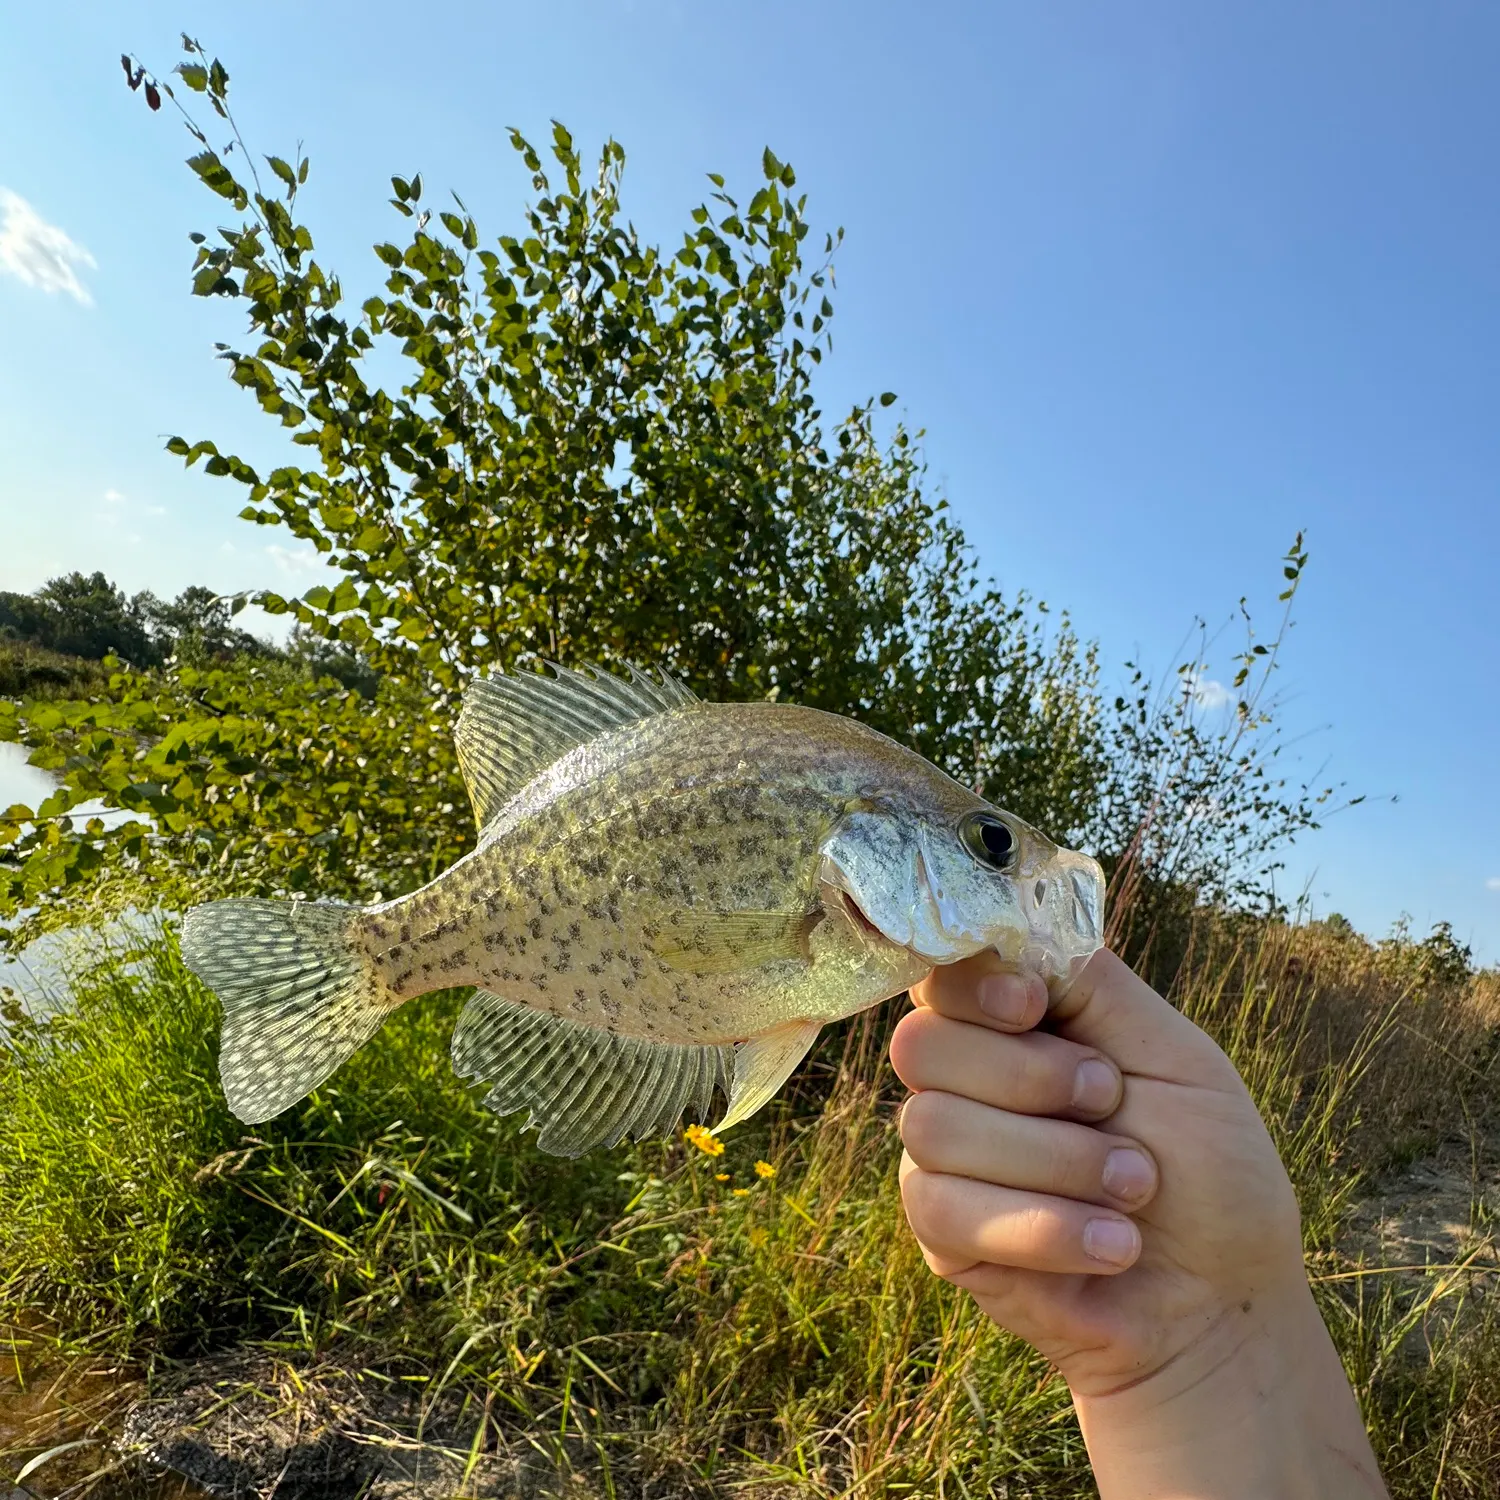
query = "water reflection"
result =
(0, 742, 153, 995)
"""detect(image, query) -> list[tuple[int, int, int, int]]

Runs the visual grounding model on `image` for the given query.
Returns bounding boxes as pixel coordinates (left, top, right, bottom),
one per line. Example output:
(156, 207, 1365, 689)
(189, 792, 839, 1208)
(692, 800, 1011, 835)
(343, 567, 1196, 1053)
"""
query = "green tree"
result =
(137, 584, 275, 663)
(0, 573, 160, 667)
(0, 41, 1104, 947)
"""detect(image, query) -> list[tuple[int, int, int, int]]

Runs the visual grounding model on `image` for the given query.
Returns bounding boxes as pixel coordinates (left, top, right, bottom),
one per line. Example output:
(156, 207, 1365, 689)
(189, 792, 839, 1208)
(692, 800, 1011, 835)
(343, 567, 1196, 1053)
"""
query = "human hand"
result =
(890, 947, 1387, 1498)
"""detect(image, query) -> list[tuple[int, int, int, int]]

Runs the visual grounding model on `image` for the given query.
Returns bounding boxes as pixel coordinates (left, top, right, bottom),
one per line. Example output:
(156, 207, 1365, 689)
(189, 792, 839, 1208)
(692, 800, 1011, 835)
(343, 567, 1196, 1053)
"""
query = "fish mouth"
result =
(827, 885, 892, 945)
(842, 891, 884, 940)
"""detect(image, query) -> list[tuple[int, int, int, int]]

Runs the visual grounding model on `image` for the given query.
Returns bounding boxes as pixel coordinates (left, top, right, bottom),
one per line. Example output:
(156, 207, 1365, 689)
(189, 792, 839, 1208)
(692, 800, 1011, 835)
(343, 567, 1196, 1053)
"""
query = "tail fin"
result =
(181, 898, 396, 1124)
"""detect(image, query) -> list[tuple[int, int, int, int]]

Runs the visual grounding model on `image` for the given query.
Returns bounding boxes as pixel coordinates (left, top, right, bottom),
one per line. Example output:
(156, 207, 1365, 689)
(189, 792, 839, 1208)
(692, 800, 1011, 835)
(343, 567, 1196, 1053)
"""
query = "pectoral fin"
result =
(715, 1018, 822, 1133)
(652, 909, 820, 975)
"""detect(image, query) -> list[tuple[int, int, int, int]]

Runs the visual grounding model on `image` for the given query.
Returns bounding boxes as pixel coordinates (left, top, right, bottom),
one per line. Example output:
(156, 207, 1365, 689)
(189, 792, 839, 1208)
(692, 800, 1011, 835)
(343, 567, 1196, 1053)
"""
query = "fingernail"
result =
(1102, 1147, 1155, 1204)
(1084, 1217, 1140, 1268)
(977, 973, 1029, 1026)
(1072, 1058, 1119, 1114)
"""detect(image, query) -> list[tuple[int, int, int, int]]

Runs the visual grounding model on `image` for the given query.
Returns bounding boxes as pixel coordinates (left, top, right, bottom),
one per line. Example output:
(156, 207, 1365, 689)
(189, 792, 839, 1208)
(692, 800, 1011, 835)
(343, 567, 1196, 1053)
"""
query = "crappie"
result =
(182, 663, 1105, 1156)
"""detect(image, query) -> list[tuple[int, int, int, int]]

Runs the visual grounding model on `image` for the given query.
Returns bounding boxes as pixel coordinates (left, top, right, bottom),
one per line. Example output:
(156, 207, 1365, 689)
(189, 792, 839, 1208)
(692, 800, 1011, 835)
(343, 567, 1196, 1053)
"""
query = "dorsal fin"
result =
(454, 660, 698, 828)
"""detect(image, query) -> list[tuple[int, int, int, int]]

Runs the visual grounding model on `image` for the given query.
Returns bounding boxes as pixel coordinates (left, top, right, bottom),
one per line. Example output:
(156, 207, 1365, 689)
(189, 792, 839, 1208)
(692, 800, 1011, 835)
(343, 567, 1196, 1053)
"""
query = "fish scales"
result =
(181, 663, 1107, 1153)
(359, 704, 920, 1043)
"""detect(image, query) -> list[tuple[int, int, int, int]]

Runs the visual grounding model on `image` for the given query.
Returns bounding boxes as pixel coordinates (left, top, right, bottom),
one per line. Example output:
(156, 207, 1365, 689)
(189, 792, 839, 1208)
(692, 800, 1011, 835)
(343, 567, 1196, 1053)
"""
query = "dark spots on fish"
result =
(587, 961, 603, 976)
(689, 842, 723, 868)
(386, 945, 405, 964)
(776, 854, 794, 880)
(528, 917, 543, 940)
(368, 922, 388, 940)
(514, 935, 528, 955)
(398, 924, 411, 943)
(438, 951, 468, 974)
(530, 973, 549, 993)
(628, 952, 643, 972)
(601, 997, 622, 1022)
(736, 834, 764, 859)
(567, 920, 581, 941)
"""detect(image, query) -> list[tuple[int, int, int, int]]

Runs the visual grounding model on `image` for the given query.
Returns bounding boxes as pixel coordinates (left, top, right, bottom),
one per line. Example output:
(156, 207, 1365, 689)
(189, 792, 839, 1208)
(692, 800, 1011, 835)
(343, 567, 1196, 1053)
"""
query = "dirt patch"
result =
(115, 1353, 682, 1500)
(1348, 1133, 1498, 1264)
(1339, 1130, 1500, 1341)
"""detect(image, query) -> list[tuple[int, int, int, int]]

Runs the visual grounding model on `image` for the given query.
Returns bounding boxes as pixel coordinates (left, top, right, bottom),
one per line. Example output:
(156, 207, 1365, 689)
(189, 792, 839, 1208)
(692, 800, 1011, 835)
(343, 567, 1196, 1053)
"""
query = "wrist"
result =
(1071, 1282, 1387, 1499)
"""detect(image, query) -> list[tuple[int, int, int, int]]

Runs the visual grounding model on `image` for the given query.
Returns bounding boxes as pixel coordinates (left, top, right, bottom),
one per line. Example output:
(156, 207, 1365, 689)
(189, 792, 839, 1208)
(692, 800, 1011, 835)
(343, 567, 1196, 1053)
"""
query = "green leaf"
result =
(186, 150, 245, 206)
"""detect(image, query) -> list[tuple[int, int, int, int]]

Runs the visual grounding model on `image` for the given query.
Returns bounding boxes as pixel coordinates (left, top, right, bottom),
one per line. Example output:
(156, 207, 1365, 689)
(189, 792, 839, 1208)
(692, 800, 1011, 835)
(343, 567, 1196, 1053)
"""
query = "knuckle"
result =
(898, 1089, 961, 1163)
(1016, 1039, 1072, 1108)
(901, 1168, 967, 1250)
(887, 1009, 937, 1083)
(1014, 1197, 1071, 1257)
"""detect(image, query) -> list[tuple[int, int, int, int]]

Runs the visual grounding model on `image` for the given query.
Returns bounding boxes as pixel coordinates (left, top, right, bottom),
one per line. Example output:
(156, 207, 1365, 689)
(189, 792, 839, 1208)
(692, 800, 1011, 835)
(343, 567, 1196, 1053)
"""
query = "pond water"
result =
(0, 742, 148, 998)
(0, 741, 55, 818)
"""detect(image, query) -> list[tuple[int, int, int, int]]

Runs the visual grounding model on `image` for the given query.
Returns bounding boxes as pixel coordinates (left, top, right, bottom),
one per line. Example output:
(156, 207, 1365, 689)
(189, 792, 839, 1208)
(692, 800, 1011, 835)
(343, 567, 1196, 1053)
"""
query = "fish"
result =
(180, 662, 1106, 1156)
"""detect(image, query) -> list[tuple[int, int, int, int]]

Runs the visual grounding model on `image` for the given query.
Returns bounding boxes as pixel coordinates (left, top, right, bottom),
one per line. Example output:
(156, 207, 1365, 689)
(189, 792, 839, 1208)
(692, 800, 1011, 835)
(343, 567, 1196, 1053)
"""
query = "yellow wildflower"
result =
(732, 1187, 750, 1197)
(683, 1123, 725, 1157)
(754, 1160, 777, 1179)
(747, 1226, 769, 1248)
(715, 1172, 730, 1181)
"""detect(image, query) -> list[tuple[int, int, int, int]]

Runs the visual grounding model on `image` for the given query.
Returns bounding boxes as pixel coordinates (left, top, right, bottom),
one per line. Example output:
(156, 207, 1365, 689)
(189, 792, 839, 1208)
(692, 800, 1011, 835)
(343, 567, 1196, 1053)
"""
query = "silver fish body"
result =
(182, 665, 1105, 1155)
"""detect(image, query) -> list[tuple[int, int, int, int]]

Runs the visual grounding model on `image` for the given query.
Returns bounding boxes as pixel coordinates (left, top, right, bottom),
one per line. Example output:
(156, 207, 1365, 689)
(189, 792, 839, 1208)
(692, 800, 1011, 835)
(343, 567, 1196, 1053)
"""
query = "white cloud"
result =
(0, 188, 97, 304)
(265, 543, 322, 576)
(1186, 670, 1233, 710)
(1486, 877, 1500, 893)
(103, 488, 126, 504)
(145, 504, 167, 517)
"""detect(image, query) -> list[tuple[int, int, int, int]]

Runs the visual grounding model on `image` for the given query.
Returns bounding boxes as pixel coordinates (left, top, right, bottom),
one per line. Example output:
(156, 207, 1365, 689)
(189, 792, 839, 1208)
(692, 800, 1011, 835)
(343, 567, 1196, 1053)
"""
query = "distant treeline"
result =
(0, 571, 376, 696)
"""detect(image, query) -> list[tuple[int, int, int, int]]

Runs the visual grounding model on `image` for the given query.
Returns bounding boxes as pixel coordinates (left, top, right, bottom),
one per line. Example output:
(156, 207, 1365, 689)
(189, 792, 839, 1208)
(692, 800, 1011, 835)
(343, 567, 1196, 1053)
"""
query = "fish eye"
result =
(959, 812, 1017, 871)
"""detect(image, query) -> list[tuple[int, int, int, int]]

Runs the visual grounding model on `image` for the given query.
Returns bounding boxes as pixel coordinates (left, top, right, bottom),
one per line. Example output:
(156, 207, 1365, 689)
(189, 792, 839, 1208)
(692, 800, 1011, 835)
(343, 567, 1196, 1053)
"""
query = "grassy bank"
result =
(1, 922, 1497, 1497)
(0, 643, 109, 702)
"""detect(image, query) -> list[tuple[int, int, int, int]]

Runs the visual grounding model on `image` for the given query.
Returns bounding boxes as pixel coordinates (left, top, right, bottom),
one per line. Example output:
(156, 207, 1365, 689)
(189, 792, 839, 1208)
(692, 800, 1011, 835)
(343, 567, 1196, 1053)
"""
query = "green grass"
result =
(0, 642, 108, 701)
(1, 919, 1497, 1496)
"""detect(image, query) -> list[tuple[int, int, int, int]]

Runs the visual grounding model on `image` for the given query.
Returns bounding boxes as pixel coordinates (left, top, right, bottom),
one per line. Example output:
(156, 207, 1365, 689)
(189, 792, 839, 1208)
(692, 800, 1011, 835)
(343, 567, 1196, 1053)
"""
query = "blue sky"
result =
(1, 1, 1497, 961)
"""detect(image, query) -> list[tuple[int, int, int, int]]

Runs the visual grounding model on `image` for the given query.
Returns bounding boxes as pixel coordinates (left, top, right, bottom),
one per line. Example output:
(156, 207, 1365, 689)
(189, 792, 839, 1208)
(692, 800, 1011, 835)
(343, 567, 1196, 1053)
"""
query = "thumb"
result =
(1051, 948, 1234, 1086)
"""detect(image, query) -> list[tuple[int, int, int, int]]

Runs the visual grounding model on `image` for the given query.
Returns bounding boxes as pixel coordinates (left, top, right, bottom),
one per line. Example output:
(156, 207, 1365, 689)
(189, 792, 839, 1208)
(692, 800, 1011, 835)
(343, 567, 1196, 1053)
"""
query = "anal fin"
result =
(451, 989, 733, 1157)
(716, 1018, 822, 1133)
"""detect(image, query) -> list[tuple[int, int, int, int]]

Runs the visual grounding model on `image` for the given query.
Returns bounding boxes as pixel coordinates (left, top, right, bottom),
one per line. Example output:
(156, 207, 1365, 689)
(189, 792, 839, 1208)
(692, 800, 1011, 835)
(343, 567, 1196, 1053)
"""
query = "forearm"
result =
(1072, 1286, 1388, 1500)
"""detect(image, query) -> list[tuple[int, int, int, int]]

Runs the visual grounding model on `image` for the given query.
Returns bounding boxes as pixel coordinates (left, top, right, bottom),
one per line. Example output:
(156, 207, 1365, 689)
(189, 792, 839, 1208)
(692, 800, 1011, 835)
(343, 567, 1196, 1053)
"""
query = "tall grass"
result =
(1, 918, 1497, 1497)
